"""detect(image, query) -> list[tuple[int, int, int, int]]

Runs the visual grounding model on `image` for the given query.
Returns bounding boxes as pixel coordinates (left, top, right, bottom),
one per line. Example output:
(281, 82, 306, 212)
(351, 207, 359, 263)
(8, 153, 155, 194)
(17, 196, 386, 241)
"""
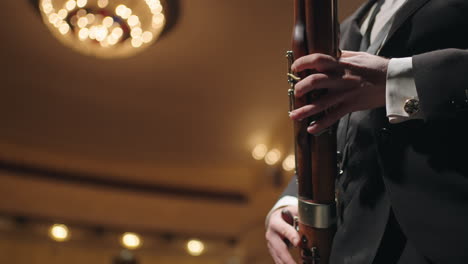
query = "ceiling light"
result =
(49, 224, 70, 242)
(121, 232, 142, 250)
(186, 239, 205, 256)
(38, 0, 173, 58)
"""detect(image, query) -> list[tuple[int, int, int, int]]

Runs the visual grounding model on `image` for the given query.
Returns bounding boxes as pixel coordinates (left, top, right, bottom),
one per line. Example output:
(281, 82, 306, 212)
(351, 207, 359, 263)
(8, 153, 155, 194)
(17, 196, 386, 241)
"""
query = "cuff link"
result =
(404, 98, 419, 116)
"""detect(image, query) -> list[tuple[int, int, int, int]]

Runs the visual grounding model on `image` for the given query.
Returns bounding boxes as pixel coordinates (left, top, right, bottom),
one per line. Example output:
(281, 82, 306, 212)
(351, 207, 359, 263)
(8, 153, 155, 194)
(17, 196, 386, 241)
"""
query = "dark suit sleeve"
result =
(381, 48, 468, 264)
(413, 49, 468, 121)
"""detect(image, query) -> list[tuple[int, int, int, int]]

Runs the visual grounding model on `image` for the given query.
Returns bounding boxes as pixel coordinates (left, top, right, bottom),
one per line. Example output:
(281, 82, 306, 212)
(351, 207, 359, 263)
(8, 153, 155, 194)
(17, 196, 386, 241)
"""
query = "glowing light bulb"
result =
(58, 9, 68, 19)
(77, 17, 88, 28)
(142, 31, 153, 43)
(115, 5, 127, 17)
(131, 37, 143, 48)
(76, 9, 87, 17)
(152, 13, 164, 28)
(121, 232, 142, 250)
(97, 0, 108, 8)
(53, 19, 63, 28)
(112, 27, 123, 38)
(42, 3, 54, 14)
(59, 23, 70, 34)
(103, 16, 114, 28)
(122, 8, 132, 19)
(78, 27, 89, 40)
(49, 224, 70, 242)
(65, 0, 76, 11)
(86, 13, 95, 24)
(77, 0, 87, 8)
(95, 26, 108, 42)
(252, 144, 268, 160)
(88, 26, 97, 39)
(265, 149, 281, 165)
(282, 154, 295, 171)
(130, 27, 142, 38)
(48, 13, 59, 24)
(151, 4, 163, 14)
(128, 15, 139, 27)
(187, 239, 205, 256)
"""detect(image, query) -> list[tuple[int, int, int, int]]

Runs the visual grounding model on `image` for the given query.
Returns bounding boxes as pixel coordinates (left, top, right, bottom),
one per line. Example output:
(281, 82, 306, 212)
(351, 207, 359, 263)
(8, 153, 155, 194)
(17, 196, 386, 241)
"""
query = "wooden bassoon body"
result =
(286, 0, 340, 263)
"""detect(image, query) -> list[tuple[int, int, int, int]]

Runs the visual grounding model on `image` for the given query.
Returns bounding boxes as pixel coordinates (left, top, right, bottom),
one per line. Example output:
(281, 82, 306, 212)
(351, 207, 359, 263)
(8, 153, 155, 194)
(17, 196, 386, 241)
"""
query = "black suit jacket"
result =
(280, 0, 468, 263)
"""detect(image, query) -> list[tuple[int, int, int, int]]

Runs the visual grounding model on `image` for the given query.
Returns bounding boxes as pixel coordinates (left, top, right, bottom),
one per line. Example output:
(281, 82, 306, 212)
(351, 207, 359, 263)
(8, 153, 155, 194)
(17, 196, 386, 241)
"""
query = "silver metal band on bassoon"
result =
(298, 199, 337, 229)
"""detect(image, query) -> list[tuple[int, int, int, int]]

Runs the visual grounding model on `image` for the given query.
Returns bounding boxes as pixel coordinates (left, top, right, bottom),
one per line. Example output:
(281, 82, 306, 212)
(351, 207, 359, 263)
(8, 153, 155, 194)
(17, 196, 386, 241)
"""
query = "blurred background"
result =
(0, 0, 363, 263)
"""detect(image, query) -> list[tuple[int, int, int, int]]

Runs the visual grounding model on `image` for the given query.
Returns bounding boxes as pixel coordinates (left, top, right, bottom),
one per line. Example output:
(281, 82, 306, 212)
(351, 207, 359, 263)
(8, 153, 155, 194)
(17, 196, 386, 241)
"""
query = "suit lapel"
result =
(378, 0, 431, 52)
(353, 0, 379, 24)
(340, 0, 377, 51)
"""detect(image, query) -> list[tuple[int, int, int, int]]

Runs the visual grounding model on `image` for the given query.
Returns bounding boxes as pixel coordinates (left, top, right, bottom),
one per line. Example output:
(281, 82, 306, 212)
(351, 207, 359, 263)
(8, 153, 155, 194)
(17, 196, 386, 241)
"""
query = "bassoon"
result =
(284, 0, 340, 263)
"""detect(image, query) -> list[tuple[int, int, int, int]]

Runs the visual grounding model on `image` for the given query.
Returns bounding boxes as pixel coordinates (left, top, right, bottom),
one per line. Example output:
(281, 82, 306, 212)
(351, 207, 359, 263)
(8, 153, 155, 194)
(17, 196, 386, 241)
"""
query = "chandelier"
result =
(38, 0, 172, 58)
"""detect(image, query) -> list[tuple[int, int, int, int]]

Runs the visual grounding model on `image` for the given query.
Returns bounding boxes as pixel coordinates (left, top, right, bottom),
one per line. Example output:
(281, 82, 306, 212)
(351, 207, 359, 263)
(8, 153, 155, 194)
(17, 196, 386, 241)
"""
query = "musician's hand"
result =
(289, 51, 389, 134)
(265, 206, 299, 264)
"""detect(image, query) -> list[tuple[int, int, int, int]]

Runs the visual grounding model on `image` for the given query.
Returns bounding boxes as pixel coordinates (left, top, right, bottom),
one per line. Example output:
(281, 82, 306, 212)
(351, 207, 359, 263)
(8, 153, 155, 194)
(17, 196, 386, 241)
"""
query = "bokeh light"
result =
(39, 0, 167, 58)
(282, 154, 295, 171)
(252, 144, 268, 160)
(186, 239, 205, 256)
(121, 232, 142, 250)
(49, 224, 70, 242)
(265, 149, 281, 165)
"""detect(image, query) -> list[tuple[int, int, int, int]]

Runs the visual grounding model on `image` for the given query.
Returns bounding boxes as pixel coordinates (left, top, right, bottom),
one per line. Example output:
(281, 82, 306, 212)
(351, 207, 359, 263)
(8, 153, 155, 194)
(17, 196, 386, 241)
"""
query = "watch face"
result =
(39, 0, 166, 58)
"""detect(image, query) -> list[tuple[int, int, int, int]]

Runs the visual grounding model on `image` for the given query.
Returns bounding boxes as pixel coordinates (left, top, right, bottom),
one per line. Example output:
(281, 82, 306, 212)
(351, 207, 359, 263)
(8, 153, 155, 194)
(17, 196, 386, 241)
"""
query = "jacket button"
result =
(380, 127, 390, 143)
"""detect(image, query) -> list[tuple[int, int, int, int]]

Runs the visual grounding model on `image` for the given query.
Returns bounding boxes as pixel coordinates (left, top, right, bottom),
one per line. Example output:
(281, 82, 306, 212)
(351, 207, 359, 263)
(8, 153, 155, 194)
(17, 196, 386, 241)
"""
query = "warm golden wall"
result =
(0, 0, 366, 263)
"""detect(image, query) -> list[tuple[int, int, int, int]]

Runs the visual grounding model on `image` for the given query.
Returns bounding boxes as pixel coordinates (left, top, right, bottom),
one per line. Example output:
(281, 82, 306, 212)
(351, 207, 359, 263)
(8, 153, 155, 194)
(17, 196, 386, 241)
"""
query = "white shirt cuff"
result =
(385, 57, 423, 123)
(265, 195, 298, 227)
